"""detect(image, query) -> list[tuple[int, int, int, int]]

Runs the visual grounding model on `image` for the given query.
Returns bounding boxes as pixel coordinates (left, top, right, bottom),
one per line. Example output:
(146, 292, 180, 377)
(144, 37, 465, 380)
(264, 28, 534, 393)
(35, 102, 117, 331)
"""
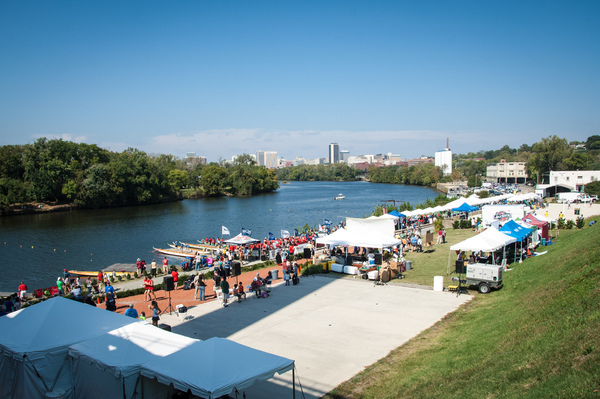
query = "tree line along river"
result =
(0, 181, 439, 293)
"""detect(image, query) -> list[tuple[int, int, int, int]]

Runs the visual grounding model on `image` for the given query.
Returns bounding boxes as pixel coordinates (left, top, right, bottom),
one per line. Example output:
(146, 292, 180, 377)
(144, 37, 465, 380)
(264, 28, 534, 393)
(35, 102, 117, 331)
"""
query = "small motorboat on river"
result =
(334, 193, 345, 200)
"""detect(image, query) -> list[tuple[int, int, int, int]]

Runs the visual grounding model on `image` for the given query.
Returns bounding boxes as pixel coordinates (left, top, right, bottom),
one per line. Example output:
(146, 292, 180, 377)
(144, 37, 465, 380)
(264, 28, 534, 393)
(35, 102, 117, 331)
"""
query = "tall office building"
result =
(256, 151, 265, 166)
(329, 143, 340, 164)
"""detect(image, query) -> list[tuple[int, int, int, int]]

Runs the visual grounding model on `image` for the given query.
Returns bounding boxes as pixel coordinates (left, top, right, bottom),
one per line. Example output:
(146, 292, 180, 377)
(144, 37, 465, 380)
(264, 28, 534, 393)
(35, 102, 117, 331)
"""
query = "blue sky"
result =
(1, 0, 599, 162)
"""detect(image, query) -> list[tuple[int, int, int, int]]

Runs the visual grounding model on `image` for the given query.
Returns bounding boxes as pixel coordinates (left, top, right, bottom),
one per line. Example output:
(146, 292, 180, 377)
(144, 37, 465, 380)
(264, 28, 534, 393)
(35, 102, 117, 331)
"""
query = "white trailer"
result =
(466, 263, 503, 294)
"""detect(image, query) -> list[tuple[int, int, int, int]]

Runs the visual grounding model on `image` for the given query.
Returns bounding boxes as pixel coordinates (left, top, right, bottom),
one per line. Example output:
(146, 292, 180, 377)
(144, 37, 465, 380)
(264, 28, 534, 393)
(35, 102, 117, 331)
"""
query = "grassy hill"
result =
(326, 216, 600, 398)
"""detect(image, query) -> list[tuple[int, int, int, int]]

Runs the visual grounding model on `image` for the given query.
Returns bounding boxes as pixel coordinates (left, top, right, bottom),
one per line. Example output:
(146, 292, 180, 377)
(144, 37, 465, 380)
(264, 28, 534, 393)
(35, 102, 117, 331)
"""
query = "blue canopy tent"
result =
(499, 220, 533, 263)
(452, 202, 478, 213)
(388, 210, 406, 218)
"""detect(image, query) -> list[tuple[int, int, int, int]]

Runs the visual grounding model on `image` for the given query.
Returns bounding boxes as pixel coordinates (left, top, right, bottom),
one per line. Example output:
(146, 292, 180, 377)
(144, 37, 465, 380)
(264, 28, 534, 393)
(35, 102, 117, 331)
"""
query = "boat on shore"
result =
(334, 193, 345, 200)
(68, 270, 130, 277)
(153, 247, 198, 259)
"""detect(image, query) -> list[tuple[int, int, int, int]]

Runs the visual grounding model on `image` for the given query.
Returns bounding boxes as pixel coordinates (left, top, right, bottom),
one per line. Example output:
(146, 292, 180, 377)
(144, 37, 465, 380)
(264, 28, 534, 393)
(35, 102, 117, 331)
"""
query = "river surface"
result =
(0, 181, 438, 292)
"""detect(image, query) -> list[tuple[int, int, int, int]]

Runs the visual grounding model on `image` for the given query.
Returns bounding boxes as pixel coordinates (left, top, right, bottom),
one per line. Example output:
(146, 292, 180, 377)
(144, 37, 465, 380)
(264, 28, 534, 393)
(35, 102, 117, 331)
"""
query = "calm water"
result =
(0, 181, 438, 292)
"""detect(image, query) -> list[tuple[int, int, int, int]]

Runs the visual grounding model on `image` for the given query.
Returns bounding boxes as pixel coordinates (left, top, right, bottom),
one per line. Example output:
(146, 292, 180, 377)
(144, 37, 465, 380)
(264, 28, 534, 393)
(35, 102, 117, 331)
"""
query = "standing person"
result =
(194, 274, 206, 301)
(171, 267, 179, 290)
(162, 257, 169, 274)
(151, 259, 157, 277)
(144, 275, 156, 301)
(284, 269, 291, 286)
(56, 277, 64, 296)
(151, 300, 161, 327)
(97, 271, 104, 290)
(18, 282, 27, 299)
(104, 279, 117, 299)
(220, 277, 230, 307)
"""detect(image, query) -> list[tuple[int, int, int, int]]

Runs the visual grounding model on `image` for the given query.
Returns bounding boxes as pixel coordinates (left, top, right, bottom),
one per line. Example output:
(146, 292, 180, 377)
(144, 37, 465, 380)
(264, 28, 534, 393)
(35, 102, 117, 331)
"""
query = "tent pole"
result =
(293, 367, 296, 399)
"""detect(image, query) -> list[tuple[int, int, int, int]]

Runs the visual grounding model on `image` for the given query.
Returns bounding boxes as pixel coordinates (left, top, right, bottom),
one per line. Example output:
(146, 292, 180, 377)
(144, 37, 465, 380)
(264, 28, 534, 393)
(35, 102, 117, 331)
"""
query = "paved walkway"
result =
(150, 274, 472, 398)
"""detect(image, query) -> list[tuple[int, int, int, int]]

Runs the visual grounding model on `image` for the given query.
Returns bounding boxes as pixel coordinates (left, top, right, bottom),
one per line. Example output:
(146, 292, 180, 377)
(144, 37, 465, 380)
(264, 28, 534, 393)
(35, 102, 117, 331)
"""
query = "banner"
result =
(241, 228, 251, 236)
(222, 226, 230, 235)
(323, 219, 332, 225)
(281, 230, 290, 238)
(268, 232, 275, 241)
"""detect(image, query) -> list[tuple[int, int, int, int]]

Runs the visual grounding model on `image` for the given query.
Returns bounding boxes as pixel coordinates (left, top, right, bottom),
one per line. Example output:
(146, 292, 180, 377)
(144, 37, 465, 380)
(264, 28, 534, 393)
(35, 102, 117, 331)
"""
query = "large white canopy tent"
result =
(68, 322, 198, 399)
(140, 338, 295, 399)
(315, 217, 401, 249)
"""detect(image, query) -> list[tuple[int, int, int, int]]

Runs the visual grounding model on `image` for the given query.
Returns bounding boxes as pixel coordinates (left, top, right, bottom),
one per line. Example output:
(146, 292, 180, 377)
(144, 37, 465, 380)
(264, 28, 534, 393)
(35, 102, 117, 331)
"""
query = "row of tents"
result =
(0, 297, 294, 399)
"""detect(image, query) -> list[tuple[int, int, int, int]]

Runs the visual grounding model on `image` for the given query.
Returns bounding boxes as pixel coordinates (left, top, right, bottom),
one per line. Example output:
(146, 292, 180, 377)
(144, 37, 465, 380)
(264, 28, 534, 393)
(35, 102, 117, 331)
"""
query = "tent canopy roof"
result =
(140, 337, 294, 399)
(223, 233, 260, 245)
(499, 220, 532, 241)
(316, 217, 401, 248)
(450, 227, 517, 252)
(0, 297, 136, 355)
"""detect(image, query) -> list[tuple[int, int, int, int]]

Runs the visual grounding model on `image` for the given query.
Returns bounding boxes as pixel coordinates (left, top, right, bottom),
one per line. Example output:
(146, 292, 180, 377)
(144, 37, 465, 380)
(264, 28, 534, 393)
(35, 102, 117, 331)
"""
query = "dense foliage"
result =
(367, 163, 443, 186)
(275, 163, 360, 181)
(0, 140, 278, 213)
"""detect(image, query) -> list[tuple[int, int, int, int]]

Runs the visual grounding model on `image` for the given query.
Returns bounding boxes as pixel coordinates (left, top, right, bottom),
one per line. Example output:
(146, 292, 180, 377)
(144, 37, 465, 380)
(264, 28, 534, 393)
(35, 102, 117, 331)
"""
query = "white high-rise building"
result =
(329, 143, 340, 164)
(434, 139, 453, 176)
(256, 150, 278, 168)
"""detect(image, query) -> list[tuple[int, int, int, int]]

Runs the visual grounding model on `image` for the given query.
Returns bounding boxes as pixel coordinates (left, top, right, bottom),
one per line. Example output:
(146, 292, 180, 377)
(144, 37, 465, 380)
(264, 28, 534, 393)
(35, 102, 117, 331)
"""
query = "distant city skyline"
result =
(1, 1, 598, 162)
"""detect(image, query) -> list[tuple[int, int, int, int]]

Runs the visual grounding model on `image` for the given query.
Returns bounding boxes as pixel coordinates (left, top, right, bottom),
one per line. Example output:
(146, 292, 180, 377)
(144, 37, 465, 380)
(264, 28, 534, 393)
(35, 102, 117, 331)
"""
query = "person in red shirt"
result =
(171, 268, 179, 290)
(18, 282, 27, 299)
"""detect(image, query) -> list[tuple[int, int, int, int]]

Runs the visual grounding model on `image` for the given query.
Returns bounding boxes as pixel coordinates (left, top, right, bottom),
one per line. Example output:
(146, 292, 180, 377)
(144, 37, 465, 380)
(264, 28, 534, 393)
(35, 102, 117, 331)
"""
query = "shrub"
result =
(557, 218, 566, 229)
(126, 273, 131, 280)
(434, 218, 444, 231)
(134, 271, 139, 279)
(460, 220, 471, 229)
(453, 220, 460, 229)
(566, 220, 575, 229)
(576, 217, 585, 229)
(117, 275, 122, 282)
(301, 262, 322, 276)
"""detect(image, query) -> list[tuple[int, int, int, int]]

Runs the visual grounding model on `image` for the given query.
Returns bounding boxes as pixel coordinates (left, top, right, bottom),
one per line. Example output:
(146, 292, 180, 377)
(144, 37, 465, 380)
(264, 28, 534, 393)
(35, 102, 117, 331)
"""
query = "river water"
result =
(0, 181, 438, 292)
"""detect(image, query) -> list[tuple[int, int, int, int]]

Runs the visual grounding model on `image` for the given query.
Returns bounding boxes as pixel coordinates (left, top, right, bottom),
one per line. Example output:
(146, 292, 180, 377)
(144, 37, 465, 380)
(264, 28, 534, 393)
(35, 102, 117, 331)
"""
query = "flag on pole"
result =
(268, 232, 275, 241)
(222, 226, 230, 235)
(241, 228, 251, 236)
(281, 230, 290, 238)
(323, 219, 332, 225)
(318, 224, 326, 232)
(294, 228, 299, 236)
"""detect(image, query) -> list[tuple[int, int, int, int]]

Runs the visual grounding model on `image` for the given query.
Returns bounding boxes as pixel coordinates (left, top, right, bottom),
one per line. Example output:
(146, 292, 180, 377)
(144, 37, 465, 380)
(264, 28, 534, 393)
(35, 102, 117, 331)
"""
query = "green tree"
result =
(528, 135, 573, 183)
(200, 165, 229, 197)
(168, 169, 189, 190)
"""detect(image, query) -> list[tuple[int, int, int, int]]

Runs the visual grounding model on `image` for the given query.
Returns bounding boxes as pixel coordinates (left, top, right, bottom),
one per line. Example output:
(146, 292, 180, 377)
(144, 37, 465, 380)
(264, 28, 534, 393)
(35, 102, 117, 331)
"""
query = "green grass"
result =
(326, 216, 600, 398)
(398, 227, 478, 287)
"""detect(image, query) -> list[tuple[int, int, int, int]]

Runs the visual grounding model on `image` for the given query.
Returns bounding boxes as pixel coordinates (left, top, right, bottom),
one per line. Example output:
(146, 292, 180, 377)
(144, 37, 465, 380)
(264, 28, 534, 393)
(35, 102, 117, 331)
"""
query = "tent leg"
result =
(293, 368, 296, 399)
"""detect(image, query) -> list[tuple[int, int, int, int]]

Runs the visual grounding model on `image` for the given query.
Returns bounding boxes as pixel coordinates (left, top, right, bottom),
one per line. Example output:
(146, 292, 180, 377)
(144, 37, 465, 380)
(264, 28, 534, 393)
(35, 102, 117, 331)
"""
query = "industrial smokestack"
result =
(446, 137, 449, 149)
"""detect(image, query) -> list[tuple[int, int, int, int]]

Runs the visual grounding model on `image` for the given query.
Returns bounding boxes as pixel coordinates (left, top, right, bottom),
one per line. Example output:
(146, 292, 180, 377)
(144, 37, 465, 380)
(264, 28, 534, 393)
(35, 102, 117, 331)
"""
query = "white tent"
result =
(68, 322, 198, 399)
(448, 227, 517, 274)
(316, 217, 401, 248)
(223, 233, 260, 245)
(450, 227, 517, 252)
(0, 297, 137, 399)
(140, 337, 295, 399)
